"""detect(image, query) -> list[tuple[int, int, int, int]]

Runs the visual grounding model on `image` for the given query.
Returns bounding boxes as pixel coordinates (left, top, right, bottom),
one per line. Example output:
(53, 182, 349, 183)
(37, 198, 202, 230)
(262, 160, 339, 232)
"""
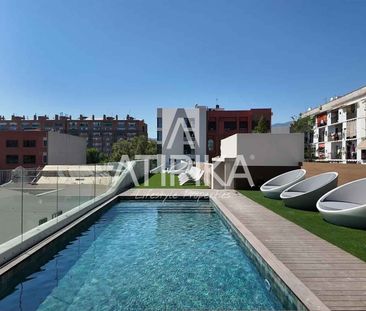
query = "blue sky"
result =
(0, 0, 365, 137)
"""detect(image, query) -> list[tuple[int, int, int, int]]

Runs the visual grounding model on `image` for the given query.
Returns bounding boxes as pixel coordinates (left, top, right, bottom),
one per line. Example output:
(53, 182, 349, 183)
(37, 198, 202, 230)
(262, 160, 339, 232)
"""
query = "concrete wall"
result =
(47, 132, 86, 165)
(213, 133, 304, 189)
(221, 133, 304, 166)
(196, 162, 213, 188)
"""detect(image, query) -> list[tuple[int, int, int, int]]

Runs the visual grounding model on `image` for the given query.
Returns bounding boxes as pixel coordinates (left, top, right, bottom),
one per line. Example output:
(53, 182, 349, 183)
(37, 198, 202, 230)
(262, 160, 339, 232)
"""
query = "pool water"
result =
(0, 200, 283, 310)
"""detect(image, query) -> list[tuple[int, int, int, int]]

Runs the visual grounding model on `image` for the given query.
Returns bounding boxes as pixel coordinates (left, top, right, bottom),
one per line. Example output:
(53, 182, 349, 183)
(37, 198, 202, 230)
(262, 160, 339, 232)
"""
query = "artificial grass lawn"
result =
(240, 190, 366, 263)
(136, 173, 209, 189)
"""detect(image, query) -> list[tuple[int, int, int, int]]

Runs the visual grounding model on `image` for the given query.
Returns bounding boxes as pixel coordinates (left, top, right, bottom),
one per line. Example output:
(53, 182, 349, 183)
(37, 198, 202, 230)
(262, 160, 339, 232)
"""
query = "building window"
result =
(23, 140, 36, 148)
(6, 140, 18, 148)
(184, 118, 195, 128)
(208, 139, 214, 151)
(157, 117, 162, 128)
(157, 131, 162, 141)
(362, 150, 366, 160)
(208, 121, 216, 131)
(23, 155, 36, 164)
(184, 144, 194, 155)
(239, 121, 248, 129)
(43, 139, 48, 147)
(43, 155, 48, 164)
(157, 144, 162, 154)
(224, 121, 237, 131)
(6, 155, 19, 164)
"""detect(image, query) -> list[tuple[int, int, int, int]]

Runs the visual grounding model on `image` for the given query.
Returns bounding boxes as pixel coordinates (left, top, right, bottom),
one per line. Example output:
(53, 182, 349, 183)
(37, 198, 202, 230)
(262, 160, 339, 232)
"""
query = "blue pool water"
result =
(0, 200, 283, 310)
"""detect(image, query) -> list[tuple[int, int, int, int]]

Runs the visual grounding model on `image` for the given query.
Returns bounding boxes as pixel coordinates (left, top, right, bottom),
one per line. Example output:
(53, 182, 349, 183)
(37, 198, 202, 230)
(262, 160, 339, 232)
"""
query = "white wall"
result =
(220, 133, 304, 166)
(47, 132, 86, 165)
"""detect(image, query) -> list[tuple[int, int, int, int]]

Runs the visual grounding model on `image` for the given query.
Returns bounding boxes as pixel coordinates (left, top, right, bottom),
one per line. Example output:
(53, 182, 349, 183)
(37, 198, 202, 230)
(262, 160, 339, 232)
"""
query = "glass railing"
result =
(0, 163, 126, 248)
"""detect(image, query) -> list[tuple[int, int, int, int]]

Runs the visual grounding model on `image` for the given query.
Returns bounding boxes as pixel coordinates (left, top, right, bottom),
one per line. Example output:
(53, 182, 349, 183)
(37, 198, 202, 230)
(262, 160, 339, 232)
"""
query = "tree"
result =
(86, 148, 108, 164)
(253, 116, 269, 133)
(109, 135, 157, 161)
(290, 115, 315, 160)
(290, 115, 314, 134)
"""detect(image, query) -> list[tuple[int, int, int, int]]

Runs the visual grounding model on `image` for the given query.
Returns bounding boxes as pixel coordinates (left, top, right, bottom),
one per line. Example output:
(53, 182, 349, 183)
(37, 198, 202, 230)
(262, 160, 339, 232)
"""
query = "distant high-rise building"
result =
(0, 114, 148, 154)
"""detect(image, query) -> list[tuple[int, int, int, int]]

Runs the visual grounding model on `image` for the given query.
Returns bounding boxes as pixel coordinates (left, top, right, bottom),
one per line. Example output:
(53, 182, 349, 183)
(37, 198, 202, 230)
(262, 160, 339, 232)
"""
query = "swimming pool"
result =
(0, 200, 283, 310)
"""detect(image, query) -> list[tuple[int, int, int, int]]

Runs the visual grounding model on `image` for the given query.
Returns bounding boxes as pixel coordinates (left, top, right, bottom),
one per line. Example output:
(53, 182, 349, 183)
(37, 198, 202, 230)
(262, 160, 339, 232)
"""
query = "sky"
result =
(0, 0, 365, 137)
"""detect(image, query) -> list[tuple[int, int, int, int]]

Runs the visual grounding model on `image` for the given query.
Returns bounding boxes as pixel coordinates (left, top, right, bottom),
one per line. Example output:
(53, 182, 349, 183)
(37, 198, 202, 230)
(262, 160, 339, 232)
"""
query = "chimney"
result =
(34, 114, 37, 120)
(80, 114, 83, 120)
(216, 104, 219, 109)
(55, 114, 59, 120)
(92, 115, 95, 120)
(103, 114, 106, 120)
(115, 114, 118, 120)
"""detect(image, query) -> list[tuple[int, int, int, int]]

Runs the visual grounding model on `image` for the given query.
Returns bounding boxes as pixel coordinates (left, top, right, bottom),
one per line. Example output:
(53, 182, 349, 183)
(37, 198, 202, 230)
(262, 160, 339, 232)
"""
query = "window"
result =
(23, 155, 36, 164)
(6, 155, 18, 164)
(157, 131, 162, 141)
(362, 150, 366, 160)
(184, 144, 194, 155)
(183, 131, 195, 141)
(184, 118, 195, 128)
(239, 121, 248, 129)
(6, 140, 18, 148)
(157, 117, 162, 128)
(208, 121, 216, 131)
(157, 144, 162, 154)
(208, 139, 214, 151)
(43, 139, 48, 147)
(23, 140, 36, 147)
(43, 155, 48, 164)
(224, 121, 237, 131)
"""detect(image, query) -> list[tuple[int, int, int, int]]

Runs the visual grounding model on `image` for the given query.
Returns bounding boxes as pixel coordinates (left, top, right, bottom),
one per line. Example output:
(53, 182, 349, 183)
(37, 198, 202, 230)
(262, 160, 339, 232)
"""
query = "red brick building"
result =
(0, 131, 86, 170)
(207, 106, 272, 160)
(0, 131, 47, 170)
(0, 114, 147, 154)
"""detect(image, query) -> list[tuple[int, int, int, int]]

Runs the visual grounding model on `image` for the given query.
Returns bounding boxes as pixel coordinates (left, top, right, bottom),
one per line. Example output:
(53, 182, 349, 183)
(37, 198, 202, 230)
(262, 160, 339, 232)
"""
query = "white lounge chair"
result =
(260, 169, 306, 199)
(178, 167, 204, 186)
(166, 161, 189, 175)
(150, 161, 189, 175)
(317, 178, 366, 229)
(280, 172, 338, 210)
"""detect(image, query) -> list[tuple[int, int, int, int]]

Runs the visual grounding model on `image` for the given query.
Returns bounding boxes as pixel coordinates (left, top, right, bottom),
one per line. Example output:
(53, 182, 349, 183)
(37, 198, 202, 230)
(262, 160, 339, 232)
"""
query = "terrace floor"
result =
(123, 188, 366, 311)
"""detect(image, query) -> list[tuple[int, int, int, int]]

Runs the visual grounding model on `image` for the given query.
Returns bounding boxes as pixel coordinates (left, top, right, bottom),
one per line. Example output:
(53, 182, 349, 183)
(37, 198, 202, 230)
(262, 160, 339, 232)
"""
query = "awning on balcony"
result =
(357, 140, 366, 150)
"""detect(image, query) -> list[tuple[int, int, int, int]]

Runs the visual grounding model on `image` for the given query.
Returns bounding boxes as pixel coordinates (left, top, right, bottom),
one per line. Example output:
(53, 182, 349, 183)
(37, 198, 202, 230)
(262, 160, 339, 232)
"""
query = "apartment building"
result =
(157, 105, 272, 162)
(157, 107, 207, 163)
(301, 86, 366, 163)
(0, 114, 147, 154)
(0, 131, 86, 170)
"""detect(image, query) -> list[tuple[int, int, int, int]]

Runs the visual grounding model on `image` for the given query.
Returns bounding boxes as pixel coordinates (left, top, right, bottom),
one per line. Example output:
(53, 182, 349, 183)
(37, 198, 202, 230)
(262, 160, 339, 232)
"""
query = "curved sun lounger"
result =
(150, 161, 189, 175)
(260, 169, 306, 199)
(178, 166, 204, 186)
(166, 161, 189, 175)
(280, 172, 338, 210)
(317, 178, 366, 229)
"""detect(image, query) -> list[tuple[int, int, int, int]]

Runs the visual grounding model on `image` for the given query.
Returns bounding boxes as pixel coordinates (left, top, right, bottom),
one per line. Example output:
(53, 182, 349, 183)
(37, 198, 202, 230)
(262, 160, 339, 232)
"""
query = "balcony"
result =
(346, 104, 357, 120)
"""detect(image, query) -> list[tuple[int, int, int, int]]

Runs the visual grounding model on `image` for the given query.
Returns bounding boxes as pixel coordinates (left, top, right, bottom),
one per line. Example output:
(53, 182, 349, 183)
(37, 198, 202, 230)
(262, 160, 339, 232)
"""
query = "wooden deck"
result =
(124, 188, 366, 311)
(302, 162, 366, 186)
